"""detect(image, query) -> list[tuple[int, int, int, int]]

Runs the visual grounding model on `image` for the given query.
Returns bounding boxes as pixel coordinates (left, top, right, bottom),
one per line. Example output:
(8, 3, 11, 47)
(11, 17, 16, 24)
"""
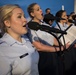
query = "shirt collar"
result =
(1, 33, 28, 46)
(58, 22, 67, 27)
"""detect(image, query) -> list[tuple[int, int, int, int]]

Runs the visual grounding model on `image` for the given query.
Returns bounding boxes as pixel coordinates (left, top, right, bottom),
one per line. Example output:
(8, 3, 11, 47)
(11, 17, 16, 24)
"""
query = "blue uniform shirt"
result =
(0, 33, 39, 75)
(28, 22, 54, 46)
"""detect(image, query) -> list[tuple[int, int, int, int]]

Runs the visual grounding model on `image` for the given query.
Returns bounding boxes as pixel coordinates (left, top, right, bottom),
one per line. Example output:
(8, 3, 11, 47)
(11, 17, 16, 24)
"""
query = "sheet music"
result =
(60, 26, 76, 45)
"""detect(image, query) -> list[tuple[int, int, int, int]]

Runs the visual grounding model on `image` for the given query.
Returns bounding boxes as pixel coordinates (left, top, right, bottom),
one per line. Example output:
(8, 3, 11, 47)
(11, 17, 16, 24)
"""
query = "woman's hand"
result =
(65, 42, 70, 49)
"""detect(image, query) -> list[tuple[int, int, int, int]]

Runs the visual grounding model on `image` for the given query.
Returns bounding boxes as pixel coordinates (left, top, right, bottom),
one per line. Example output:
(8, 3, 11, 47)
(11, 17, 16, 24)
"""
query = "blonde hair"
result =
(0, 4, 21, 34)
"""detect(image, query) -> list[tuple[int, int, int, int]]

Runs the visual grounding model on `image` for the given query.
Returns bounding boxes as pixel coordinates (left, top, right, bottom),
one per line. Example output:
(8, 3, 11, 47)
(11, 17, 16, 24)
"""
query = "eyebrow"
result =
(33, 6, 40, 10)
(16, 12, 24, 15)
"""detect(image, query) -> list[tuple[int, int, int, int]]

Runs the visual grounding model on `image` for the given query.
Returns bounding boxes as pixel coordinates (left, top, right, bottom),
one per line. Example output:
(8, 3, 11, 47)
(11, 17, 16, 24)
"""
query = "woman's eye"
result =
(18, 16, 21, 18)
(37, 8, 39, 11)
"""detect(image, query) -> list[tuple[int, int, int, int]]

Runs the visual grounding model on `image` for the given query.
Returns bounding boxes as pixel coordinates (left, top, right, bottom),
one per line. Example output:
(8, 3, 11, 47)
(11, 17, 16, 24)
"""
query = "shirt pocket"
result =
(12, 53, 32, 75)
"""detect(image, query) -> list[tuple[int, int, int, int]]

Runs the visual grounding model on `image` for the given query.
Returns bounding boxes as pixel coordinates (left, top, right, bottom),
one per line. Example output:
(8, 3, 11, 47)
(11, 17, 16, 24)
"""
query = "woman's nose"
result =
(23, 17, 27, 22)
(40, 9, 43, 13)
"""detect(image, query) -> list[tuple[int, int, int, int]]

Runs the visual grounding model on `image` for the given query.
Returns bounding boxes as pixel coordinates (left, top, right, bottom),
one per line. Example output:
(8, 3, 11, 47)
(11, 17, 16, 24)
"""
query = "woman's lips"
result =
(23, 24, 27, 27)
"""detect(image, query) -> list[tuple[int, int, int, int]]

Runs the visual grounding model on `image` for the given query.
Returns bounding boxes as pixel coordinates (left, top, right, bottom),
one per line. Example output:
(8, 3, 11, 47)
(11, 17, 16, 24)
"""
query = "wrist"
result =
(55, 46, 64, 52)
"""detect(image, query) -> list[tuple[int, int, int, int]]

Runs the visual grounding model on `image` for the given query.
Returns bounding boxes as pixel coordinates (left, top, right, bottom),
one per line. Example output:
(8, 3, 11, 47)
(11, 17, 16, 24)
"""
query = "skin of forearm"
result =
(33, 41, 63, 52)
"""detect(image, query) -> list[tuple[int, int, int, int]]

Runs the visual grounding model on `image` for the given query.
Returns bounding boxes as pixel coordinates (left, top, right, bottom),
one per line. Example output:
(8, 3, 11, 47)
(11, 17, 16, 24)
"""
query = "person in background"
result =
(67, 11, 76, 26)
(72, 14, 76, 25)
(55, 10, 68, 31)
(67, 14, 75, 26)
(0, 4, 39, 75)
(45, 8, 52, 15)
(70, 12, 75, 17)
(43, 13, 55, 26)
(68, 12, 76, 25)
(55, 10, 76, 75)
(27, 3, 69, 75)
(44, 8, 54, 26)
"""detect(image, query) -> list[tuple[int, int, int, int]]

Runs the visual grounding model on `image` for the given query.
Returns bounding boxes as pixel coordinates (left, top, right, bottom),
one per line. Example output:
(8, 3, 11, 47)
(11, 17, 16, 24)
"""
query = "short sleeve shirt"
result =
(28, 22, 54, 46)
(0, 33, 39, 75)
(55, 22, 68, 31)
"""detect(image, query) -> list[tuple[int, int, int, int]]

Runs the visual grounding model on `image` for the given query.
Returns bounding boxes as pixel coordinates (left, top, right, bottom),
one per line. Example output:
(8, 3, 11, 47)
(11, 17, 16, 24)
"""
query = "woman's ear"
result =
(4, 20, 10, 28)
(30, 12, 34, 17)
